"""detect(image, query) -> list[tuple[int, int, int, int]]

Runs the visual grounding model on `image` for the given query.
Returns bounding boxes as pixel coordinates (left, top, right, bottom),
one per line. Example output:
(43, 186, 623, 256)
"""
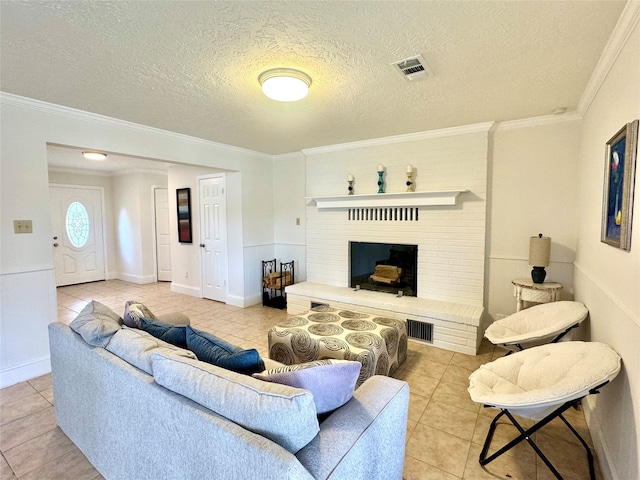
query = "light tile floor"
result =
(0, 280, 602, 480)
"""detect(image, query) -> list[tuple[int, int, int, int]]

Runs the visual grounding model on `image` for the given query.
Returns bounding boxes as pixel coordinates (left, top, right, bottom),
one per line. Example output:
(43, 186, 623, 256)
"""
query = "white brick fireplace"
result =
(288, 124, 491, 354)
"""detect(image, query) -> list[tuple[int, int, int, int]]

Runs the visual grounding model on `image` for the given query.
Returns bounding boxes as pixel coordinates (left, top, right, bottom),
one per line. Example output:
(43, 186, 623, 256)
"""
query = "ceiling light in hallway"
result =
(82, 151, 107, 161)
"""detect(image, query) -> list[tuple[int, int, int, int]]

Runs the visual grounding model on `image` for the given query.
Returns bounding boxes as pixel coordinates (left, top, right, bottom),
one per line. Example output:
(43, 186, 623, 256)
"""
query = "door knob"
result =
(53, 243, 59, 247)
(199, 243, 205, 248)
(53, 236, 58, 240)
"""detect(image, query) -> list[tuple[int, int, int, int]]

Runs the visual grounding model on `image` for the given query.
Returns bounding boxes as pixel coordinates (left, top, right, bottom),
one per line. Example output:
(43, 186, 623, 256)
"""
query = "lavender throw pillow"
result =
(253, 360, 361, 414)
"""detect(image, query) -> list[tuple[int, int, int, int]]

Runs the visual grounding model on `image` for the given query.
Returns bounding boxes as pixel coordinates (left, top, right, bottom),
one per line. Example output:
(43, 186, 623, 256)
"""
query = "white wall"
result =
(112, 171, 168, 283)
(273, 152, 307, 283)
(112, 174, 144, 281)
(574, 15, 639, 480)
(487, 119, 581, 320)
(303, 127, 490, 306)
(0, 95, 273, 386)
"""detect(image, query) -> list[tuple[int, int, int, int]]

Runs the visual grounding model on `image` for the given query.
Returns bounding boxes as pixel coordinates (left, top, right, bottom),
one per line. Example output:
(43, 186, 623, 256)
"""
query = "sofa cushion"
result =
(106, 327, 196, 374)
(253, 360, 361, 414)
(151, 351, 320, 453)
(69, 300, 123, 348)
(123, 300, 157, 328)
(186, 326, 265, 375)
(139, 318, 188, 349)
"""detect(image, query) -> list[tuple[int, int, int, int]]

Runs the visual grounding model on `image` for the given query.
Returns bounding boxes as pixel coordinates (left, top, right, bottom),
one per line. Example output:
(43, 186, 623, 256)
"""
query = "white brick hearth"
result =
(286, 282, 484, 354)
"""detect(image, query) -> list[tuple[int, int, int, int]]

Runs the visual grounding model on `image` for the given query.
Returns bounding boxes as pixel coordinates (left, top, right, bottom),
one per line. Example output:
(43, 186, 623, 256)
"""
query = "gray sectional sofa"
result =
(48, 302, 410, 480)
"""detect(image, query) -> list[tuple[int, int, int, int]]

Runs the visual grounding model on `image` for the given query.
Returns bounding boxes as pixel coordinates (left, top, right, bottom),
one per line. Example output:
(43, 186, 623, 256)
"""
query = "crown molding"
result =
(0, 92, 272, 160)
(273, 151, 305, 162)
(494, 111, 582, 132)
(301, 122, 495, 155)
(577, 1, 640, 116)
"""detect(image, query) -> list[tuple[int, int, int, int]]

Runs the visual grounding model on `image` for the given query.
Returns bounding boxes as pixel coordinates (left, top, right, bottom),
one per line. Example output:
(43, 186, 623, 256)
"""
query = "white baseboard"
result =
(168, 284, 259, 308)
(583, 396, 618, 480)
(0, 356, 51, 389)
(170, 282, 201, 298)
(115, 273, 156, 284)
(227, 293, 262, 308)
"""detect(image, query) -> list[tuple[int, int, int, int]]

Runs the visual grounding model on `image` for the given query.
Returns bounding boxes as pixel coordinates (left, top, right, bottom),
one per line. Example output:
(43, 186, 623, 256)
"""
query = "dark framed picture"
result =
(176, 188, 193, 244)
(601, 119, 638, 251)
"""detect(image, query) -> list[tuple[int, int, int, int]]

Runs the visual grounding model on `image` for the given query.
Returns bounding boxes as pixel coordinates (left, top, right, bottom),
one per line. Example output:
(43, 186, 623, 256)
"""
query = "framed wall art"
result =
(176, 187, 193, 244)
(601, 119, 638, 250)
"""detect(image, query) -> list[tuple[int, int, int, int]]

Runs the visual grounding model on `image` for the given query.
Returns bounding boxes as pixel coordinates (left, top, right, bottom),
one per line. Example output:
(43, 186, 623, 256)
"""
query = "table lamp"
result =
(529, 233, 551, 284)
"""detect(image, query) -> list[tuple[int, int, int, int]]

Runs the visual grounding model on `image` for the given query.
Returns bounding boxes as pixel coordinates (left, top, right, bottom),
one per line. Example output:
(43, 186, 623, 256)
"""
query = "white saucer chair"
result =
(484, 301, 588, 353)
(468, 341, 621, 480)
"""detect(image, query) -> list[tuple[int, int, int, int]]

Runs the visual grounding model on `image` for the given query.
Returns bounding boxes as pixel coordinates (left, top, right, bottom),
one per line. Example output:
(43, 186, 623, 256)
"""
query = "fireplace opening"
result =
(350, 241, 418, 297)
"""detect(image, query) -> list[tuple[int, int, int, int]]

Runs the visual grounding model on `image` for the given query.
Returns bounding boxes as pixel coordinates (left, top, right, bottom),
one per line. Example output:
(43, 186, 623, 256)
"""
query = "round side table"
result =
(511, 278, 563, 311)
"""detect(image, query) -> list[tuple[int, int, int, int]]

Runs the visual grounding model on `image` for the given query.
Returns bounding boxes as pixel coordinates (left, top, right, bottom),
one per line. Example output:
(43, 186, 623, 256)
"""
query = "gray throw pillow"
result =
(69, 300, 123, 348)
(151, 351, 320, 453)
(106, 327, 196, 374)
(253, 359, 361, 414)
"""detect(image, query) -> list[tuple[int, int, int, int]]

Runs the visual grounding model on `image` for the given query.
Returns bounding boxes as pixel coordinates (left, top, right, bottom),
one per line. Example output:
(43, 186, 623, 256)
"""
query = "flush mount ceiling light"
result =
(258, 68, 312, 102)
(82, 151, 107, 161)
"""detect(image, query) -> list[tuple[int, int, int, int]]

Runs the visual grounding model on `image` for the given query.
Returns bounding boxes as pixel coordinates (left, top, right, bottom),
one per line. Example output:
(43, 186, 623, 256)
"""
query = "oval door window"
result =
(66, 201, 90, 248)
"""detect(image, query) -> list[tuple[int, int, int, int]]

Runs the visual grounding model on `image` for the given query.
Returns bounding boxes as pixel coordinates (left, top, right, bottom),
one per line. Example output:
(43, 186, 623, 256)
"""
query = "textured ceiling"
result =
(1, 1, 627, 155)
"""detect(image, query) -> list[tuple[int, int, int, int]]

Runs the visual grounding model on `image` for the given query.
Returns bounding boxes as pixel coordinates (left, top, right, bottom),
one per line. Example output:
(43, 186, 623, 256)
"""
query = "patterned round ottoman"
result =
(268, 306, 408, 387)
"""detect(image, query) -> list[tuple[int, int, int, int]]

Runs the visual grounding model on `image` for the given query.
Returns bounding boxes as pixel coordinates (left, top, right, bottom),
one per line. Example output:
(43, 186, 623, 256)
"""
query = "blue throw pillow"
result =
(186, 326, 265, 375)
(139, 318, 187, 349)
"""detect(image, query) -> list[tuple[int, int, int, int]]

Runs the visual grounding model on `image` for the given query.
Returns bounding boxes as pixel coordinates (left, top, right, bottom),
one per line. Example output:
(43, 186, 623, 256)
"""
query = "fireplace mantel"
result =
(308, 190, 468, 210)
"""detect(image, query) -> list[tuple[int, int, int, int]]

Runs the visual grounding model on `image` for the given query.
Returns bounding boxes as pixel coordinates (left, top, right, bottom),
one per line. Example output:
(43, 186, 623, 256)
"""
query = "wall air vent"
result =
(391, 55, 433, 82)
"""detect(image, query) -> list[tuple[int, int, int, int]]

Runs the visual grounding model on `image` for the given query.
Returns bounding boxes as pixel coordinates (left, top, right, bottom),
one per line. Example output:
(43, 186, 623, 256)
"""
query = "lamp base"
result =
(531, 266, 547, 284)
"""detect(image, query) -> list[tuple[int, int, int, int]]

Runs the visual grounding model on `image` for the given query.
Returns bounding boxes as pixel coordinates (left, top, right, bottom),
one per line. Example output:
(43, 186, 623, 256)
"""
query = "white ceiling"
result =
(1, 1, 627, 156)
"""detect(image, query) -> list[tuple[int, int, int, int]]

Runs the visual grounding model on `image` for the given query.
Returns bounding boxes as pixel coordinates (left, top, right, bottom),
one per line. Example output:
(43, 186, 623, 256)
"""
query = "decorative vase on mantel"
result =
(377, 165, 385, 194)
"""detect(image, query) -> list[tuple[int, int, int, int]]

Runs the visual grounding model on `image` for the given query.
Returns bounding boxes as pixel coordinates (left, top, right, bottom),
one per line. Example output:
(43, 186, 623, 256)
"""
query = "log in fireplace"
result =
(349, 241, 418, 297)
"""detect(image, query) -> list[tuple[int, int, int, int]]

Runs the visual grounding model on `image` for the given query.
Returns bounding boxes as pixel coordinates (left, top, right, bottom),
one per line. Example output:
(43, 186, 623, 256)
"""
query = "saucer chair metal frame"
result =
(484, 301, 589, 355)
(468, 341, 621, 480)
(505, 322, 581, 354)
(479, 381, 607, 480)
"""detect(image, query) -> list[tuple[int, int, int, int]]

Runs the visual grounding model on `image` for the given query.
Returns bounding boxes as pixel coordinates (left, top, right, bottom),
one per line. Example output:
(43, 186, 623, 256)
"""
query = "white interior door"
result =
(199, 175, 228, 303)
(50, 185, 105, 287)
(154, 188, 172, 282)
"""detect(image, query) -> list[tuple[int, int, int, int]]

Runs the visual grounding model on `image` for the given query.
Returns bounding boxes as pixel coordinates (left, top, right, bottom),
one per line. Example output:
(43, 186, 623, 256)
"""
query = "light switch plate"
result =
(13, 220, 33, 233)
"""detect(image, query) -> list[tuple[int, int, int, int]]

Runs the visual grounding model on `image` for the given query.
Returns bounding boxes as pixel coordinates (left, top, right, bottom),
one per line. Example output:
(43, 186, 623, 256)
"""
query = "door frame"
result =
(49, 183, 108, 284)
(197, 173, 229, 303)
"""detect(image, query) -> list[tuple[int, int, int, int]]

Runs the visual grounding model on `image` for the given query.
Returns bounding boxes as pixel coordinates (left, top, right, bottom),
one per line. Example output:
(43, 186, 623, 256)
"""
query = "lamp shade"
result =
(529, 234, 551, 267)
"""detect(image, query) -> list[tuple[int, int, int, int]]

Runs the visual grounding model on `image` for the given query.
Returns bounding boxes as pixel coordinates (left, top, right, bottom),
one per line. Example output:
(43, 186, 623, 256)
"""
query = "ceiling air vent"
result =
(391, 55, 433, 82)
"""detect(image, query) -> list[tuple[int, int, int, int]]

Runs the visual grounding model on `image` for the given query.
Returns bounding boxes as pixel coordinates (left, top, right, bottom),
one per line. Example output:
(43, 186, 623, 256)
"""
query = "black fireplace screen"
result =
(349, 241, 418, 296)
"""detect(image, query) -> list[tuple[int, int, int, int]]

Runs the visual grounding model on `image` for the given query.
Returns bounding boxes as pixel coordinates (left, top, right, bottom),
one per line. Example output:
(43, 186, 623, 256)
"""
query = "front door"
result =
(199, 175, 228, 303)
(49, 185, 105, 287)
